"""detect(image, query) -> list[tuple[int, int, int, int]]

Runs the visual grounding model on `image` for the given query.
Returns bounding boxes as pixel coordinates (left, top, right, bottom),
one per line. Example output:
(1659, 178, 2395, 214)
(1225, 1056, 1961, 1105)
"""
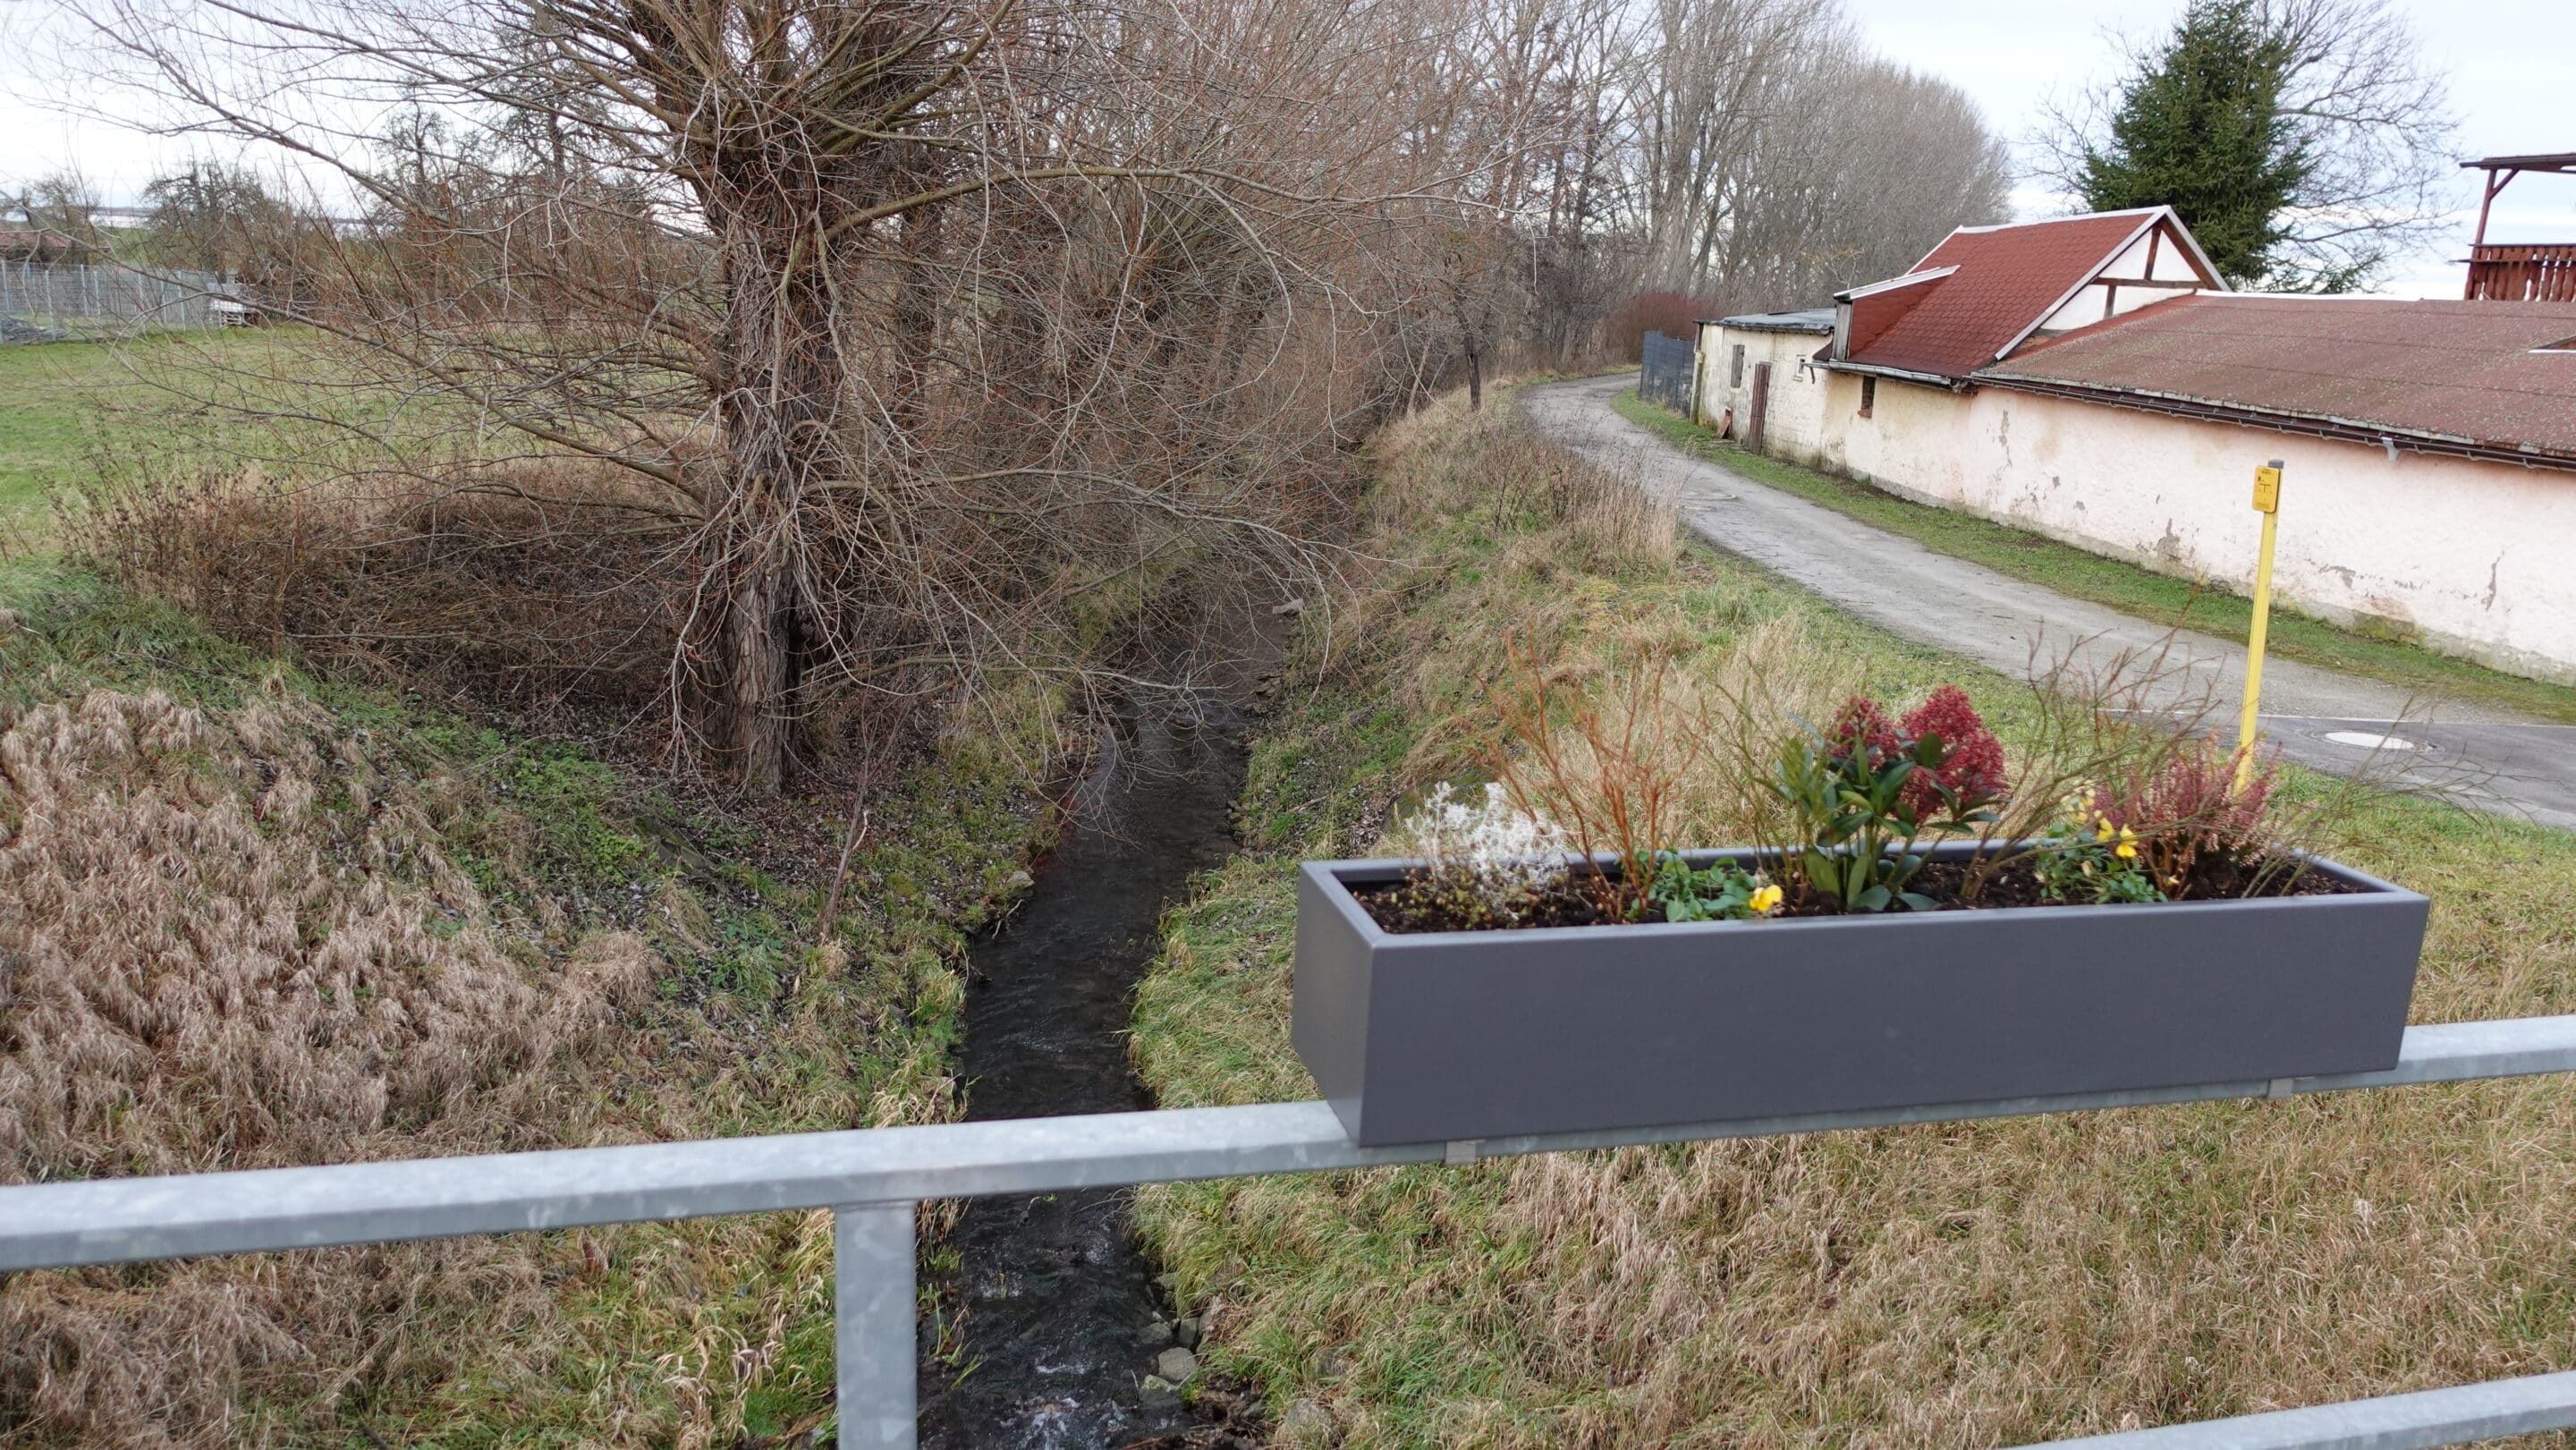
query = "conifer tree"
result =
(2076, 0, 2312, 288)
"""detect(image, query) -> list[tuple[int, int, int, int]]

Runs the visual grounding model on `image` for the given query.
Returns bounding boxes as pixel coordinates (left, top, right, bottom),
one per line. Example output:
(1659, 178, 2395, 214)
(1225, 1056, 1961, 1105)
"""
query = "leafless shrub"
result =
(62, 460, 691, 722)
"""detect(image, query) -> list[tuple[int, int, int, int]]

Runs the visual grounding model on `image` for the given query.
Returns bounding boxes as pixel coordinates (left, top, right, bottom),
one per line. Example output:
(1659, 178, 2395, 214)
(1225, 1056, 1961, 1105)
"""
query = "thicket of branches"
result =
(57, 0, 2014, 788)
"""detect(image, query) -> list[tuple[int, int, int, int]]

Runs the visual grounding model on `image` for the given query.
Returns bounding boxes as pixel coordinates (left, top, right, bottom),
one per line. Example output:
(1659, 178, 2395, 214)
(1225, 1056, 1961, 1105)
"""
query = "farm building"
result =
(1691, 207, 2576, 686)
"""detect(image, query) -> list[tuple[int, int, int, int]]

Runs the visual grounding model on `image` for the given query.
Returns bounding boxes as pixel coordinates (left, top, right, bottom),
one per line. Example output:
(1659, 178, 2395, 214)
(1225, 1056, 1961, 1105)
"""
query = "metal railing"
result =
(8, 1014, 2576, 1448)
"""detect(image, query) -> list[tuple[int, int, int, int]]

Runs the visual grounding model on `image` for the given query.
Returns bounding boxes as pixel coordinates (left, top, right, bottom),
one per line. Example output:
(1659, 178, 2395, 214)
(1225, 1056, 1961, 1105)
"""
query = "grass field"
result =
(0, 331, 441, 536)
(1609, 388, 2576, 727)
(1130, 389, 2576, 1447)
(0, 342, 116, 522)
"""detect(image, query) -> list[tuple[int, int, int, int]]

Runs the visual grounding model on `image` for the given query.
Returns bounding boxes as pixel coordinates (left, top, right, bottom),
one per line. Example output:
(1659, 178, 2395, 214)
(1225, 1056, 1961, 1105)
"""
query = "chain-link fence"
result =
(1639, 327, 1695, 414)
(0, 261, 239, 342)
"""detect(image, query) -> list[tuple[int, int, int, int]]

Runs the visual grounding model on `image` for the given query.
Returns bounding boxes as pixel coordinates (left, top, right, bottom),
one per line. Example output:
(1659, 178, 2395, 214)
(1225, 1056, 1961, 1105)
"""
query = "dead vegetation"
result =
(0, 685, 653, 1445)
(60, 456, 691, 724)
(1131, 388, 2576, 1448)
(0, 581, 1051, 1446)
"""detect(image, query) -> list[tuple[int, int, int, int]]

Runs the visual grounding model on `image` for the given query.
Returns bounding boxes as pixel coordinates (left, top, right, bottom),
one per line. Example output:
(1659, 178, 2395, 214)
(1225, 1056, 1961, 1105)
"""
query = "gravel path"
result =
(1521, 373, 2576, 831)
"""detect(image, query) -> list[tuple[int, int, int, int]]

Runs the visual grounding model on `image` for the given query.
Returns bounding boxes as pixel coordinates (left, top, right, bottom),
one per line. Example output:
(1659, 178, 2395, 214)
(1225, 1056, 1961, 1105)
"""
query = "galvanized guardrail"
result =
(8, 1014, 2576, 1447)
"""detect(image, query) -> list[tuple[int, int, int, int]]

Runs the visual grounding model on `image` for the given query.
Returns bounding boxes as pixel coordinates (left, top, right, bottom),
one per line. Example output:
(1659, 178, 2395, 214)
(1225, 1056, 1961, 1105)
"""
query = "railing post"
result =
(834, 1200, 919, 1450)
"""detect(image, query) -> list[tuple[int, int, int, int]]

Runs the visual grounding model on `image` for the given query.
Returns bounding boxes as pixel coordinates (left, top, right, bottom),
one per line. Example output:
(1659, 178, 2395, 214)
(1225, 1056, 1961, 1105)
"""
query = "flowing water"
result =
(915, 704, 1253, 1449)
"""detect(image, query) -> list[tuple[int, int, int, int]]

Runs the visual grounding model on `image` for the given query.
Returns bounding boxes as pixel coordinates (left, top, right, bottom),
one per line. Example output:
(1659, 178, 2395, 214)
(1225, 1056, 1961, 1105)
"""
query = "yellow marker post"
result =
(2235, 461, 2284, 790)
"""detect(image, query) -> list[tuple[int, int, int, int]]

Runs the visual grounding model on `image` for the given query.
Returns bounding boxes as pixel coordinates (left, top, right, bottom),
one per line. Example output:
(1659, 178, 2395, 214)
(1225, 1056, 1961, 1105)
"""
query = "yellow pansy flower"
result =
(1749, 884, 1784, 914)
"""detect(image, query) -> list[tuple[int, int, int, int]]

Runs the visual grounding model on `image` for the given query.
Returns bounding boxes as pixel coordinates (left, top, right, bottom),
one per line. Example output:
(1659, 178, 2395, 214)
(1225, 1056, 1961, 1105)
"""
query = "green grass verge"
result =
(1130, 391, 2576, 1447)
(1609, 387, 2576, 725)
(0, 342, 113, 523)
(0, 330, 493, 538)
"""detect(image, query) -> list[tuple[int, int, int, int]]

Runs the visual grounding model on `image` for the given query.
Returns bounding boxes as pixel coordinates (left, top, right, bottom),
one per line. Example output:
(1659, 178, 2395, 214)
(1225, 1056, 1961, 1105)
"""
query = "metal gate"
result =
(1640, 327, 1696, 413)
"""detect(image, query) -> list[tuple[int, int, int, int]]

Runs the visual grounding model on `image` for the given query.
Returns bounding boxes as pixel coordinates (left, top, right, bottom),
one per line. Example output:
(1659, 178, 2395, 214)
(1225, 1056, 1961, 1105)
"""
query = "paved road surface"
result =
(1521, 373, 2576, 832)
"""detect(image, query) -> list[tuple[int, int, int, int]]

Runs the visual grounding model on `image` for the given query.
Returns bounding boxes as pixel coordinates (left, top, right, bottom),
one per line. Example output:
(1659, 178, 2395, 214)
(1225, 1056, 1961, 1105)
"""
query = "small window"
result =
(1729, 343, 1746, 389)
(1859, 376, 1877, 418)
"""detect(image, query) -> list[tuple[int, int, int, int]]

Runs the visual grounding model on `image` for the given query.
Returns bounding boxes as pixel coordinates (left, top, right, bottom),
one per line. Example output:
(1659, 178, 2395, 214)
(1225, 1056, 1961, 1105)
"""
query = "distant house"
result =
(1693, 208, 2576, 687)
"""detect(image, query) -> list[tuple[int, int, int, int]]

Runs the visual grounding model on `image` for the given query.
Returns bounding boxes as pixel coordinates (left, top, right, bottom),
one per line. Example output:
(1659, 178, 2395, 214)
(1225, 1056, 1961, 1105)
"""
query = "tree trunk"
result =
(695, 225, 849, 791)
(1466, 343, 1485, 411)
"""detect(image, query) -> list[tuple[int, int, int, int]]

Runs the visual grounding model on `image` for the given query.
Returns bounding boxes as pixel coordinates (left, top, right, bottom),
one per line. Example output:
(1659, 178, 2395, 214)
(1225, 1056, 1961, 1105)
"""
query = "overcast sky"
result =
(1844, 0, 2574, 295)
(4, 0, 2570, 296)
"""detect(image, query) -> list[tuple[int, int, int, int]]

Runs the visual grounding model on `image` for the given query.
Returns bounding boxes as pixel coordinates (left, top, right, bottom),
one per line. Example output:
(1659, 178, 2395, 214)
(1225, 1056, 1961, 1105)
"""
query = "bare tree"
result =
(70, 0, 1457, 787)
(1707, 55, 2012, 307)
(1627, 0, 2010, 308)
(2, 168, 108, 261)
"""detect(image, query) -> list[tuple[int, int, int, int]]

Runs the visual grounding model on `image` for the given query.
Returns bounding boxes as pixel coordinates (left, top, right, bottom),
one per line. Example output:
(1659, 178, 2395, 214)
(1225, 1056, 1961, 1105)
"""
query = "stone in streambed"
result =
(1138, 1374, 1183, 1411)
(1139, 1319, 1174, 1349)
(1155, 1345, 1198, 1382)
(1174, 1315, 1201, 1348)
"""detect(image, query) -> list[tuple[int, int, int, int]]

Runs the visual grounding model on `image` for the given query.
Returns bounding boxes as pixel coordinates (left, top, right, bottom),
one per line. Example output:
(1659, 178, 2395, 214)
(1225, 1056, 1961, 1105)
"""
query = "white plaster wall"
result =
(1798, 378, 2576, 684)
(1699, 325, 1833, 460)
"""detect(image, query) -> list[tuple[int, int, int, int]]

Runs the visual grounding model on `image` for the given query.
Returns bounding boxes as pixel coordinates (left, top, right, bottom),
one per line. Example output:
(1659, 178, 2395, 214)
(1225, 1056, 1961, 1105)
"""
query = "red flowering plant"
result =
(1767, 686, 2009, 912)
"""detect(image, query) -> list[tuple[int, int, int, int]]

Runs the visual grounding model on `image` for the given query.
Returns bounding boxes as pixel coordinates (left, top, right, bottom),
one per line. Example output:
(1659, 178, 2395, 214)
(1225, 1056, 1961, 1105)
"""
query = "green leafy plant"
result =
(1645, 853, 1784, 922)
(2033, 805, 2165, 903)
(1767, 691, 2006, 912)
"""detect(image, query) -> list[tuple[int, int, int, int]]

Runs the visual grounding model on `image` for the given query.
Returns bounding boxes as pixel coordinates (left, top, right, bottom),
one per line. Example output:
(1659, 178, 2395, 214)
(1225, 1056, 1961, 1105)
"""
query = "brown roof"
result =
(1981, 293, 2576, 464)
(1840, 211, 2168, 378)
(2462, 152, 2576, 173)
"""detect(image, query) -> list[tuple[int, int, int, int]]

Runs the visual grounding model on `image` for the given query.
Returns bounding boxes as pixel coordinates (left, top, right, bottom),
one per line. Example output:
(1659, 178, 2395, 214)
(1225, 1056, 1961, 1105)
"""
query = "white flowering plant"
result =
(1384, 781, 1572, 927)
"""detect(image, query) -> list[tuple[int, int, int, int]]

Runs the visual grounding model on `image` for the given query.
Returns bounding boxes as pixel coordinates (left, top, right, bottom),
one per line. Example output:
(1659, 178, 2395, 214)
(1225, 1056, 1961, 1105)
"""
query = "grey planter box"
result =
(1292, 846, 2428, 1147)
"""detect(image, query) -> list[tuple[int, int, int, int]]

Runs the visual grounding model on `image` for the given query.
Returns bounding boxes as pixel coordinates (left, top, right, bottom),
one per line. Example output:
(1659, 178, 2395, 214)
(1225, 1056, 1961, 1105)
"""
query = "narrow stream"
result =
(915, 704, 1252, 1449)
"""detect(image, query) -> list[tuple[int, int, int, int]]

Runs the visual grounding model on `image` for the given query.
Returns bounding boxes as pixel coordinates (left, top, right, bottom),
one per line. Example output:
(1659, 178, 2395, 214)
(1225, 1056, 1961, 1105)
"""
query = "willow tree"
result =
(72, 0, 1436, 785)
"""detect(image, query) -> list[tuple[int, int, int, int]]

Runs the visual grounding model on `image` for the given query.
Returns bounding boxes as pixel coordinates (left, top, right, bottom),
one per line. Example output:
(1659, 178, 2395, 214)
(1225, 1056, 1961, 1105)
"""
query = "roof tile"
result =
(1845, 213, 2155, 378)
(1981, 294, 2576, 462)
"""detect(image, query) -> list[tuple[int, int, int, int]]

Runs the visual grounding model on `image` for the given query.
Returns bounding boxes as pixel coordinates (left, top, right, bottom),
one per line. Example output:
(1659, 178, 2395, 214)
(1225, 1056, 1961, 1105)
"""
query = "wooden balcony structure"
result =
(2462, 153, 2576, 301)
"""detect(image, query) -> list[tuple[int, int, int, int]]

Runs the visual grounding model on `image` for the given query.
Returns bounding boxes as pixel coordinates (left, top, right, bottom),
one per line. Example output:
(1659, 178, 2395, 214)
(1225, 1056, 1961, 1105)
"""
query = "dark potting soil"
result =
(915, 708, 1262, 1450)
(1355, 851, 2357, 935)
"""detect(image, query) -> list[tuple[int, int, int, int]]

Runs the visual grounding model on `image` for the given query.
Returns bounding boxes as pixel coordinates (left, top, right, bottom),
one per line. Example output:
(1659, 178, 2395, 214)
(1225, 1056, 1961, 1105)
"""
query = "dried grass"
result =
(0, 688, 654, 1446)
(57, 457, 689, 725)
(1135, 386, 2576, 1449)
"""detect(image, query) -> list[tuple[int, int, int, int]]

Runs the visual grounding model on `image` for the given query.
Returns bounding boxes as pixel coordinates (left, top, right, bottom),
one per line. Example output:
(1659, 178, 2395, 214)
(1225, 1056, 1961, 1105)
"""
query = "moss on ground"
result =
(1130, 387, 2576, 1447)
(1609, 387, 2576, 726)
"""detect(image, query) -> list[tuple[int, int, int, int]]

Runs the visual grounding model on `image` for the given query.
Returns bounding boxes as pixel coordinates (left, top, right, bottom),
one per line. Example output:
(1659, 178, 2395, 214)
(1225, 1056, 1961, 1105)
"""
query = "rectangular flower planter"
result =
(1292, 845, 2428, 1147)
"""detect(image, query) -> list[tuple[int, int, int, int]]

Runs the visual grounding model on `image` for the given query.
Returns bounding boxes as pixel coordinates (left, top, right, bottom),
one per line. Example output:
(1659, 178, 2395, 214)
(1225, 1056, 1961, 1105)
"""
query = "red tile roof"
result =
(1841, 212, 2165, 378)
(1980, 293, 2576, 464)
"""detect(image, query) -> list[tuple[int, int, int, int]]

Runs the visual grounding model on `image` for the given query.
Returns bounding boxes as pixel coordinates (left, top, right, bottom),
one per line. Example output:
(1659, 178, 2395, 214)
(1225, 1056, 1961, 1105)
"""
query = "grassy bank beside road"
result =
(1130, 389, 2576, 1447)
(1610, 388, 2576, 726)
(0, 560, 1062, 1447)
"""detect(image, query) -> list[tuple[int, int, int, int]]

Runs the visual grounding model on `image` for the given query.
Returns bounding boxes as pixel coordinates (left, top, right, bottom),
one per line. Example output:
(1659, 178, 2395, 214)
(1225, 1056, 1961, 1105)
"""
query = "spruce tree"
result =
(2077, 0, 2314, 288)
